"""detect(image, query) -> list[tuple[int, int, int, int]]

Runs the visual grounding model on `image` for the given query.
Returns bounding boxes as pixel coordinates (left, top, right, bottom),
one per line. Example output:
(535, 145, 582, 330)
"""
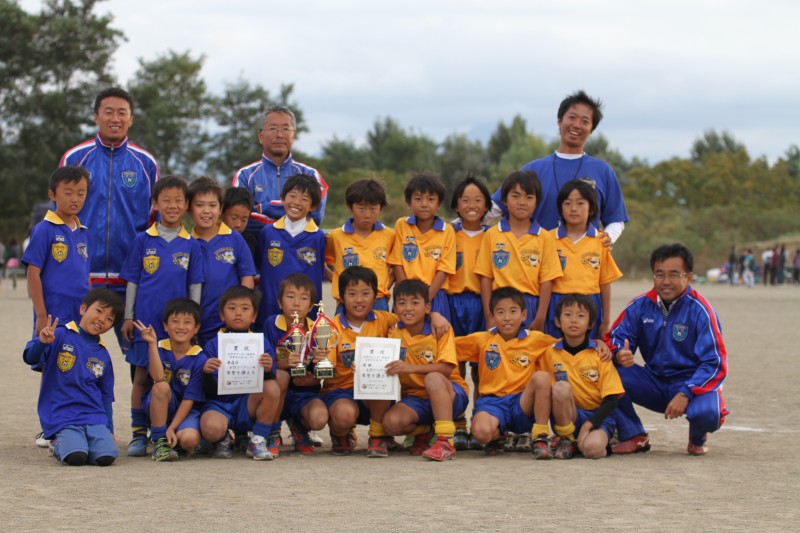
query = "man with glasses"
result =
(232, 105, 328, 232)
(605, 243, 729, 455)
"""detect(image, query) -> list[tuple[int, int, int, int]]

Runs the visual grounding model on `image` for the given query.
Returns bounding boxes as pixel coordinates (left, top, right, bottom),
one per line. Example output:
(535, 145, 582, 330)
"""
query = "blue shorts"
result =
(335, 296, 389, 316)
(322, 388, 372, 426)
(285, 388, 324, 421)
(52, 424, 118, 464)
(575, 407, 616, 440)
(546, 293, 603, 339)
(400, 384, 469, 426)
(125, 340, 149, 367)
(522, 293, 539, 330)
(141, 391, 201, 432)
(203, 395, 254, 433)
(474, 393, 533, 435)
(430, 289, 451, 323)
(448, 292, 485, 337)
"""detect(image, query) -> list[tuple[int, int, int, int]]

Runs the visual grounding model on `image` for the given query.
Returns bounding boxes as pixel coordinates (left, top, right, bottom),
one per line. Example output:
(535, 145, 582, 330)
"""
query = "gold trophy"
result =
(288, 312, 309, 378)
(309, 302, 338, 380)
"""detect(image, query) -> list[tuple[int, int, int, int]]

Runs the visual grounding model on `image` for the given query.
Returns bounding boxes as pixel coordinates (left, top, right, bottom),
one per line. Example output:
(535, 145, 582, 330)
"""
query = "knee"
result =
(532, 371, 551, 391)
(64, 451, 88, 466)
(687, 399, 723, 432)
(306, 407, 329, 431)
(179, 431, 201, 451)
(263, 380, 281, 401)
(580, 441, 608, 459)
(552, 381, 572, 403)
(424, 372, 447, 391)
(276, 370, 289, 391)
(382, 410, 402, 436)
(94, 455, 116, 467)
(329, 403, 356, 430)
(152, 381, 171, 401)
(201, 417, 227, 442)
(470, 417, 494, 444)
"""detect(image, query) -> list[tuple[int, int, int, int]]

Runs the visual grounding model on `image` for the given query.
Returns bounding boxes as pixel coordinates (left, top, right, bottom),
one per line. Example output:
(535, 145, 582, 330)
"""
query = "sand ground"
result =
(1, 279, 798, 532)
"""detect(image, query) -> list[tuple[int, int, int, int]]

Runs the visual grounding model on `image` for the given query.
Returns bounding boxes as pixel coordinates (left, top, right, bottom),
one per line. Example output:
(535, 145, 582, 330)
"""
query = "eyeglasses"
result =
(263, 126, 295, 135)
(653, 272, 689, 281)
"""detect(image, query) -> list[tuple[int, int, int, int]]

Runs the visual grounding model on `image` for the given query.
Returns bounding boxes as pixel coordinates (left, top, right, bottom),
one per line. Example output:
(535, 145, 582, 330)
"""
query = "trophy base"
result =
(314, 366, 336, 380)
(291, 366, 307, 378)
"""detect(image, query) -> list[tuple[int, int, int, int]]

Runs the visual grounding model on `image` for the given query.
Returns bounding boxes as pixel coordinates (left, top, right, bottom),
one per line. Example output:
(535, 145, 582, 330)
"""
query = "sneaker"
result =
(468, 434, 484, 451)
(515, 433, 532, 452)
(422, 437, 456, 462)
(309, 431, 324, 447)
(246, 435, 274, 461)
(331, 433, 354, 456)
(402, 434, 415, 450)
(687, 437, 709, 456)
(35, 431, 50, 448)
(504, 432, 518, 452)
(233, 431, 251, 454)
(267, 435, 282, 457)
(386, 437, 403, 452)
(407, 431, 434, 456)
(611, 433, 651, 454)
(289, 421, 314, 455)
(553, 436, 575, 460)
(366, 436, 389, 458)
(484, 437, 505, 456)
(194, 439, 213, 455)
(127, 435, 149, 457)
(152, 437, 179, 462)
(453, 429, 469, 451)
(532, 433, 553, 460)
(212, 432, 234, 459)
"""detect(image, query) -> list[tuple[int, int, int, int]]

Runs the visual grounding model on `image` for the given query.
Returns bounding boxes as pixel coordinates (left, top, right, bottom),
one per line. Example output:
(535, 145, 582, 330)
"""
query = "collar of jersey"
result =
(343, 218, 385, 234)
(554, 338, 597, 350)
(274, 216, 318, 232)
(489, 326, 529, 339)
(45, 210, 86, 229)
(275, 314, 313, 331)
(339, 310, 377, 329)
(499, 217, 540, 235)
(396, 318, 432, 335)
(453, 222, 488, 233)
(261, 152, 294, 169)
(556, 222, 599, 239)
(158, 338, 202, 356)
(652, 285, 692, 306)
(67, 321, 107, 348)
(191, 221, 233, 239)
(95, 133, 129, 151)
(407, 216, 446, 231)
(146, 223, 190, 239)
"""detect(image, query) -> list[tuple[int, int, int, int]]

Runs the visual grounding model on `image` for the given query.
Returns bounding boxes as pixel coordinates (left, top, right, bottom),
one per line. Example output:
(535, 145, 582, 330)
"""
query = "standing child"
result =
(546, 179, 622, 339)
(221, 187, 258, 269)
(120, 176, 204, 457)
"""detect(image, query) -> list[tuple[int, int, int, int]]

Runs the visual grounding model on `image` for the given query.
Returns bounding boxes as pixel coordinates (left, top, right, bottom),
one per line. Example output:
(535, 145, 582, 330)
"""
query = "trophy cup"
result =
(287, 312, 309, 378)
(309, 302, 339, 380)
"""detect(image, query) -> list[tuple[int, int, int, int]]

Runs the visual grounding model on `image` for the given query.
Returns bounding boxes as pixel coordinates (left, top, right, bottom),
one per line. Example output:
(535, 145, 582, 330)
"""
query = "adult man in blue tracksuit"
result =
(605, 243, 729, 455)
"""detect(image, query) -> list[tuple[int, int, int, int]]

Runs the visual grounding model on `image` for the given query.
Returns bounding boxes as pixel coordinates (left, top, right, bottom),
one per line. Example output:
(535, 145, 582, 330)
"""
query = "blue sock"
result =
(131, 408, 148, 437)
(270, 422, 282, 437)
(252, 421, 271, 439)
(150, 425, 167, 443)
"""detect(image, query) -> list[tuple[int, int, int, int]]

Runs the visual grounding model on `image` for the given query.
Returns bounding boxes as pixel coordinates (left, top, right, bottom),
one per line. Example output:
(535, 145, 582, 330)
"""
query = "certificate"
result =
(217, 332, 265, 395)
(353, 337, 401, 401)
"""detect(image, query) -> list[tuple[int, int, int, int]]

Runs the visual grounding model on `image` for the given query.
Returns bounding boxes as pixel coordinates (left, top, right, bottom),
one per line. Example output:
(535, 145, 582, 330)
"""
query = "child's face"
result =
(282, 188, 313, 222)
(349, 202, 382, 232)
(393, 292, 430, 329)
(408, 189, 441, 222)
(79, 301, 117, 336)
(49, 179, 89, 218)
(154, 187, 187, 227)
(554, 303, 592, 342)
(504, 184, 536, 222)
(222, 204, 251, 233)
(279, 285, 313, 322)
(342, 280, 376, 323)
(457, 184, 487, 226)
(163, 312, 200, 345)
(561, 188, 590, 228)
(189, 191, 222, 232)
(491, 297, 527, 340)
(220, 297, 258, 332)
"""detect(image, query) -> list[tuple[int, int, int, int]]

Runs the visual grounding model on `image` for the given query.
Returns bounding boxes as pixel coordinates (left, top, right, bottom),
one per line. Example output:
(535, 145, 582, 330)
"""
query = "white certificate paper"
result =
(353, 337, 401, 401)
(217, 332, 265, 395)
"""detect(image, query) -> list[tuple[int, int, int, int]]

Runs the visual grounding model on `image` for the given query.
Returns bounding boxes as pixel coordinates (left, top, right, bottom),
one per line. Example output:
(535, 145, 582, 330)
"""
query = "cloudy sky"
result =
(23, 0, 799, 163)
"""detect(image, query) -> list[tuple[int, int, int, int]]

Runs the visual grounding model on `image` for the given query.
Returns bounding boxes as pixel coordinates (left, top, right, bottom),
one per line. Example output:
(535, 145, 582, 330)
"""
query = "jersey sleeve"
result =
(537, 231, 563, 283)
(386, 219, 405, 267)
(21, 224, 48, 269)
(598, 166, 628, 226)
(437, 225, 457, 275)
(184, 353, 208, 402)
(233, 232, 257, 278)
(119, 235, 144, 284)
(436, 328, 458, 367)
(455, 332, 484, 363)
(100, 351, 115, 404)
(598, 242, 623, 285)
(598, 358, 625, 398)
(324, 231, 337, 267)
(188, 239, 205, 285)
(473, 230, 494, 279)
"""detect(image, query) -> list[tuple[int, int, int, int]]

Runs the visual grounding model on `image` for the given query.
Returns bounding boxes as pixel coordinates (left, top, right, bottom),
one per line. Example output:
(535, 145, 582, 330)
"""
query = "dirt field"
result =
(1, 279, 798, 532)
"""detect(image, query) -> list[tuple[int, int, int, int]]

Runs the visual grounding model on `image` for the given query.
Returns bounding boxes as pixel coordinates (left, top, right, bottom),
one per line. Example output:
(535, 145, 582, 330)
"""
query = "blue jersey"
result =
(59, 135, 159, 288)
(257, 217, 326, 323)
(145, 339, 207, 403)
(263, 313, 319, 393)
(24, 322, 114, 438)
(606, 285, 728, 399)
(193, 223, 256, 339)
(120, 224, 204, 342)
(21, 211, 90, 334)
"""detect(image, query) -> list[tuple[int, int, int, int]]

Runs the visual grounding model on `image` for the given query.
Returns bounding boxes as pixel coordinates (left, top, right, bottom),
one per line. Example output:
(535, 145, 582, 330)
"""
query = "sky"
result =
(22, 0, 800, 164)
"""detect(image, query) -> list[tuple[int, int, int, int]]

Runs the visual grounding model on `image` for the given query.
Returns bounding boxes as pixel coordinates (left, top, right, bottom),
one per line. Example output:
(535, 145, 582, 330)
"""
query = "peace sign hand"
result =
(133, 320, 158, 344)
(39, 315, 59, 344)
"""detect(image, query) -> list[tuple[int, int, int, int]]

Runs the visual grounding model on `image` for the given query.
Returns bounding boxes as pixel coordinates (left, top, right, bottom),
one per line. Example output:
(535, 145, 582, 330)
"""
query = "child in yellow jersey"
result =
(325, 178, 394, 313)
(537, 294, 624, 459)
(455, 287, 555, 459)
(382, 280, 469, 462)
(388, 173, 456, 321)
(475, 171, 562, 333)
(546, 179, 622, 339)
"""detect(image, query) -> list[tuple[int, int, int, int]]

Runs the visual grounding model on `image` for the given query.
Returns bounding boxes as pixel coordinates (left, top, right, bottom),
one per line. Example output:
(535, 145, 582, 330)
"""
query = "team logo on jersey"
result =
(297, 247, 317, 266)
(553, 363, 568, 382)
(673, 324, 688, 342)
(341, 344, 355, 368)
(121, 171, 137, 188)
(268, 248, 283, 267)
(424, 246, 441, 262)
(415, 347, 435, 364)
(343, 252, 359, 268)
(373, 247, 387, 262)
(143, 254, 160, 274)
(57, 351, 76, 372)
(492, 250, 509, 269)
(77, 243, 88, 261)
(581, 252, 600, 270)
(558, 252, 567, 270)
(215, 247, 235, 265)
(173, 252, 190, 270)
(403, 243, 419, 262)
(579, 177, 597, 189)
(276, 345, 291, 361)
(485, 350, 501, 370)
(511, 352, 530, 368)
(163, 368, 173, 383)
(255, 185, 264, 193)
(177, 368, 192, 386)
(270, 240, 281, 248)
(51, 242, 68, 263)
(86, 358, 105, 378)
(456, 251, 463, 270)
(521, 249, 540, 269)
(580, 366, 599, 382)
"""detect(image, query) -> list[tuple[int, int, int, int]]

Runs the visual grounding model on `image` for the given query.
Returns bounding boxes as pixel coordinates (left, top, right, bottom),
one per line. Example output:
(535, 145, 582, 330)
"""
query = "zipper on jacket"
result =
(105, 145, 114, 286)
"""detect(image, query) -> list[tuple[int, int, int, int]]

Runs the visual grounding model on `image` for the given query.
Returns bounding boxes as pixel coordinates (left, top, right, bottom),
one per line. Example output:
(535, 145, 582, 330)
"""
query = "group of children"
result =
(23, 163, 628, 465)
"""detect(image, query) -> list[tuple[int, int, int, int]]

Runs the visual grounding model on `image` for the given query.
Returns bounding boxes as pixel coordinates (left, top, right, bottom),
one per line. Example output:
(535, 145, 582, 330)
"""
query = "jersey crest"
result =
(580, 365, 599, 382)
(86, 358, 105, 378)
(343, 252, 359, 268)
(413, 347, 435, 364)
(143, 254, 160, 274)
(177, 368, 192, 386)
(121, 170, 138, 188)
(403, 243, 418, 262)
(456, 251, 463, 270)
(673, 324, 688, 342)
(553, 363, 568, 382)
(268, 248, 283, 267)
(373, 247, 387, 262)
(521, 249, 540, 269)
(51, 242, 68, 263)
(276, 345, 291, 361)
(297, 247, 317, 266)
(164, 367, 173, 383)
(341, 348, 355, 368)
(485, 349, 501, 370)
(492, 250, 509, 269)
(215, 247, 235, 265)
(581, 252, 600, 270)
(57, 351, 76, 372)
(172, 252, 190, 270)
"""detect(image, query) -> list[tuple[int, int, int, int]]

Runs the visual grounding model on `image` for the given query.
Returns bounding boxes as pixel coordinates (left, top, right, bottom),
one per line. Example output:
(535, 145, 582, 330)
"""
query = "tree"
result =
(690, 130, 746, 162)
(321, 136, 370, 174)
(437, 133, 489, 200)
(487, 115, 528, 164)
(366, 117, 437, 173)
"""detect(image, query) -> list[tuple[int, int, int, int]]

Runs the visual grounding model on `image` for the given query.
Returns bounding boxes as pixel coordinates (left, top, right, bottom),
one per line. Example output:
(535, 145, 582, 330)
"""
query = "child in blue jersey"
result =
(134, 299, 207, 462)
(222, 186, 259, 269)
(23, 288, 123, 466)
(257, 174, 326, 325)
(188, 177, 256, 347)
(200, 286, 281, 461)
(120, 176, 204, 457)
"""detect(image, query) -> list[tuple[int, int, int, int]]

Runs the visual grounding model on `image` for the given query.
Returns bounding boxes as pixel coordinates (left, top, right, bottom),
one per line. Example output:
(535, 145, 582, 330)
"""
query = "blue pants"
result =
(448, 292, 485, 337)
(53, 424, 118, 464)
(522, 294, 539, 330)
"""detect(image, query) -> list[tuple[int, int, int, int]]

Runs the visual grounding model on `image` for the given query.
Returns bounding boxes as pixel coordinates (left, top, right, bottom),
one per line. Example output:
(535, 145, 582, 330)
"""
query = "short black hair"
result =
(450, 174, 492, 218)
(338, 266, 378, 298)
(82, 288, 124, 325)
(555, 294, 597, 330)
(223, 187, 254, 212)
(188, 176, 223, 206)
(279, 273, 317, 303)
(280, 174, 321, 210)
(404, 172, 446, 204)
(163, 298, 201, 326)
(152, 176, 188, 202)
(500, 170, 541, 204)
(489, 287, 526, 313)
(94, 87, 134, 115)
(557, 90, 604, 132)
(219, 285, 262, 313)
(556, 179, 598, 226)
(650, 243, 694, 273)
(49, 166, 90, 193)
(345, 178, 387, 208)
(393, 279, 429, 304)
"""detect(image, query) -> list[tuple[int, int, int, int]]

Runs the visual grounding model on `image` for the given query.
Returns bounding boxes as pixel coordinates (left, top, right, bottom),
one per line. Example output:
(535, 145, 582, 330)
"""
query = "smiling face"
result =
(504, 184, 537, 223)
(220, 296, 258, 332)
(221, 204, 250, 233)
(393, 292, 429, 331)
(49, 178, 89, 220)
(555, 302, 592, 345)
(282, 187, 313, 222)
(257, 111, 295, 164)
(153, 187, 187, 228)
(457, 184, 488, 229)
(557, 103, 594, 154)
(163, 312, 200, 346)
(189, 191, 222, 233)
(653, 257, 692, 304)
(94, 96, 133, 145)
(79, 301, 117, 336)
(342, 279, 376, 325)
(491, 297, 527, 341)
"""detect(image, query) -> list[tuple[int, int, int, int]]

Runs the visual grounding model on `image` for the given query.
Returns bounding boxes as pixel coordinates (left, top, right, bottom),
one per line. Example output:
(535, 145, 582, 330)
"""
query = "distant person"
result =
(6, 237, 22, 289)
(761, 248, 773, 286)
(776, 244, 787, 284)
(793, 248, 800, 285)
(728, 245, 737, 285)
(742, 249, 756, 288)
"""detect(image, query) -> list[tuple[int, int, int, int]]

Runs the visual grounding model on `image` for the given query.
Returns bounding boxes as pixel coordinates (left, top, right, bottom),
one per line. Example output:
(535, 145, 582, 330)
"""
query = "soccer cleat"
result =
(386, 437, 403, 452)
(407, 431, 435, 456)
(35, 431, 50, 448)
(247, 435, 274, 461)
(515, 433, 532, 452)
(504, 432, 518, 452)
(267, 435, 282, 457)
(453, 429, 470, 451)
(484, 437, 505, 456)
(422, 437, 456, 462)
(194, 439, 213, 455)
(611, 433, 651, 454)
(687, 436, 709, 456)
(309, 431, 324, 447)
(212, 433, 234, 459)
(127, 435, 149, 457)
(289, 421, 314, 455)
(532, 433, 554, 460)
(366, 436, 389, 458)
(330, 434, 354, 456)
(553, 436, 575, 460)
(152, 438, 179, 462)
(469, 434, 484, 451)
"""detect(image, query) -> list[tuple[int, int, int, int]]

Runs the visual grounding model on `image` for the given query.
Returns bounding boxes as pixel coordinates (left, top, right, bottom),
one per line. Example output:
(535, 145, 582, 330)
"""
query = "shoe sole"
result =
(611, 442, 651, 454)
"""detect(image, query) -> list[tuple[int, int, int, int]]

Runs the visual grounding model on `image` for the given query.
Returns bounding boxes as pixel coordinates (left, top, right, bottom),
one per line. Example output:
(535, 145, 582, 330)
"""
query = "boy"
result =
(222, 186, 259, 269)
(120, 176, 204, 457)
(134, 298, 207, 462)
(475, 170, 562, 332)
(200, 286, 282, 461)
(455, 287, 555, 458)
(188, 177, 256, 347)
(325, 178, 394, 312)
(23, 288, 123, 466)
(383, 280, 469, 462)
(257, 174, 326, 324)
(388, 173, 456, 319)
(538, 294, 623, 459)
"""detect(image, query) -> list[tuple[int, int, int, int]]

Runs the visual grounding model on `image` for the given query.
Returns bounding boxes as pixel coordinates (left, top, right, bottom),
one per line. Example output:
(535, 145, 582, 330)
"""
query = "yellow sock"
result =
(369, 420, 386, 437)
(532, 423, 550, 437)
(434, 421, 456, 440)
(455, 413, 467, 431)
(554, 422, 575, 439)
(409, 424, 431, 437)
